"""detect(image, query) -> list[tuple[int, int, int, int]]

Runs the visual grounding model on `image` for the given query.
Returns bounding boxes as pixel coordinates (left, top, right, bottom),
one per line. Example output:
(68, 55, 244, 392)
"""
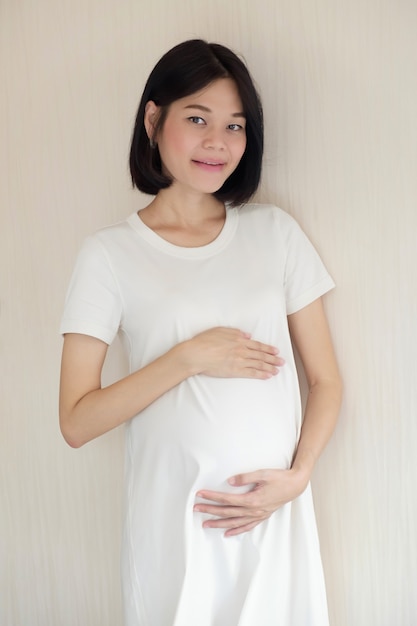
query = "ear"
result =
(144, 101, 160, 142)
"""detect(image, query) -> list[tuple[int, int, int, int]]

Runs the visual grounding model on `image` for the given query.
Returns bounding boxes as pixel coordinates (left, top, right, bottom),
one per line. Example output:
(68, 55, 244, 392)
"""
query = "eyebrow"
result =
(183, 104, 246, 118)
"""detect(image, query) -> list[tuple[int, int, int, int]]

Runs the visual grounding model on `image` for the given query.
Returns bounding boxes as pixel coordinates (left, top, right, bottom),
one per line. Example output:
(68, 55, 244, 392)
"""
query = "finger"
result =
(243, 360, 280, 375)
(246, 339, 280, 356)
(196, 489, 253, 506)
(239, 367, 278, 380)
(240, 353, 283, 371)
(246, 349, 285, 366)
(194, 503, 249, 518)
(224, 520, 262, 537)
(203, 515, 262, 530)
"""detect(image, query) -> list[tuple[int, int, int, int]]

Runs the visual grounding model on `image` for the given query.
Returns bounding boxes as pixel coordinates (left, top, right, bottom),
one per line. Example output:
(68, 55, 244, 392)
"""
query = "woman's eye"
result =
(188, 116, 205, 125)
(228, 123, 244, 131)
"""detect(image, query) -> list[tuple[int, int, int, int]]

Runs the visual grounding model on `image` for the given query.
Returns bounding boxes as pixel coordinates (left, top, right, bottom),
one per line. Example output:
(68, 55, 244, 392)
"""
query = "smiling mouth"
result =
(192, 159, 225, 166)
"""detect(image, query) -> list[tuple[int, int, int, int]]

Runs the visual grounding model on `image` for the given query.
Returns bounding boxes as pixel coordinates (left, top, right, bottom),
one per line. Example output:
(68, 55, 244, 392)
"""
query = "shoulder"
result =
(79, 213, 138, 258)
(238, 202, 295, 221)
(92, 213, 136, 245)
(236, 202, 301, 235)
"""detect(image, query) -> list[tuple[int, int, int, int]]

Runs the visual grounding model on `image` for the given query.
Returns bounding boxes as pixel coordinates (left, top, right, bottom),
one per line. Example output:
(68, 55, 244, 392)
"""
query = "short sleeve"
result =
(277, 211, 335, 315)
(59, 235, 123, 344)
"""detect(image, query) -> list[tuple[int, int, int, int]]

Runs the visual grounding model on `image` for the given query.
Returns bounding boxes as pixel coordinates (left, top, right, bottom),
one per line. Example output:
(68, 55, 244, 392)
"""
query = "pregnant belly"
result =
(128, 373, 300, 492)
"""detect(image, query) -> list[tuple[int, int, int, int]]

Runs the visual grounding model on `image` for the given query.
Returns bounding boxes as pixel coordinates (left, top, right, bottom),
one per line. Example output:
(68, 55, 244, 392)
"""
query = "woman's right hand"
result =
(183, 327, 285, 379)
(59, 328, 284, 448)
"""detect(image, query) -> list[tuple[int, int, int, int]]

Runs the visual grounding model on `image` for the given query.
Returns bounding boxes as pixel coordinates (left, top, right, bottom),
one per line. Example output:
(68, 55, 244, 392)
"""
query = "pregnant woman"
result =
(59, 39, 342, 626)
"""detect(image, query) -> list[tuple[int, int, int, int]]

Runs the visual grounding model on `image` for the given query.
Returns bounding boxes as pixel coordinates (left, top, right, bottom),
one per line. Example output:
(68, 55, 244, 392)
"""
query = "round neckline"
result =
(126, 206, 239, 259)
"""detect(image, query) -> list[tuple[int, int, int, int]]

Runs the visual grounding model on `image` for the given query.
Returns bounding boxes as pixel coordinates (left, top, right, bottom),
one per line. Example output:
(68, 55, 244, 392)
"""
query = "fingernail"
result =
(228, 477, 236, 485)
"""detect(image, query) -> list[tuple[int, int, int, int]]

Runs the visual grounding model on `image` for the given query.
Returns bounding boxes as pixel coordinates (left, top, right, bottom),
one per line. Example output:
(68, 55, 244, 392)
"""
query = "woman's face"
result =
(146, 78, 247, 197)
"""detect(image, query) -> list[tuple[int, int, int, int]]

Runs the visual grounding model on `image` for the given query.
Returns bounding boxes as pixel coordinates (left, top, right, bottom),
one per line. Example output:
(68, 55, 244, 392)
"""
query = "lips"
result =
(193, 159, 225, 165)
(192, 159, 226, 172)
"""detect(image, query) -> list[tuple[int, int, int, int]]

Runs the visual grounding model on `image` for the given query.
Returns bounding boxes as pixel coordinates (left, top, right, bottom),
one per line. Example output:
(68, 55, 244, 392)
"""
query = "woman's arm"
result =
(286, 297, 343, 481)
(193, 297, 343, 536)
(59, 328, 284, 448)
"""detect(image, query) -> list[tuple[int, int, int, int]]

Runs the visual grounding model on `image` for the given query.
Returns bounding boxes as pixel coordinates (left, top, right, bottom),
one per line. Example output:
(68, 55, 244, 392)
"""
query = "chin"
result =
(194, 177, 229, 195)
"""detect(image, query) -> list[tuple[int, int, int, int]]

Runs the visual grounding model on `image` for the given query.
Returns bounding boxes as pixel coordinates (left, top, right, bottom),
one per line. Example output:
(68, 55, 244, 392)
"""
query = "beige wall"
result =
(1, 0, 416, 624)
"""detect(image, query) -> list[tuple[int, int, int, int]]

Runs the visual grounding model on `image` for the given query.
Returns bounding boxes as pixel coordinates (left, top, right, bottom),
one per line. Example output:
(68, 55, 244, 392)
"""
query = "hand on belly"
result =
(193, 467, 309, 537)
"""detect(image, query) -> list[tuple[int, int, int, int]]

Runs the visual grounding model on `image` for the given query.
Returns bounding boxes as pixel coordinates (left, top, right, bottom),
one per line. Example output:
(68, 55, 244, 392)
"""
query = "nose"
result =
(202, 127, 226, 150)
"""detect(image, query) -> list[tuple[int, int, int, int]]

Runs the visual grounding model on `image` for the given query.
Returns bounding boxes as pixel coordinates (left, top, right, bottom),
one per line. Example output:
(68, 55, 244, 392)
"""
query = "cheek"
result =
(157, 135, 183, 175)
(158, 118, 180, 149)
(235, 137, 247, 162)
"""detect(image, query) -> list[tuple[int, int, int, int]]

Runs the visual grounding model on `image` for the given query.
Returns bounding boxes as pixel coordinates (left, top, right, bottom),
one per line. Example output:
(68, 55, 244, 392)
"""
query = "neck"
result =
(145, 187, 225, 226)
(137, 188, 227, 248)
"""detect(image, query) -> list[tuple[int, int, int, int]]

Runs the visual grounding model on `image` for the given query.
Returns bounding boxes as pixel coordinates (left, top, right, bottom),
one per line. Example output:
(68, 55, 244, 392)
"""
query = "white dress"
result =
(60, 203, 335, 626)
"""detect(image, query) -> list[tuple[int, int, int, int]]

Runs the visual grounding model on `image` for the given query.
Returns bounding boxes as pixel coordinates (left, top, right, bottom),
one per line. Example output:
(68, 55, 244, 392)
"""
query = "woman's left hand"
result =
(193, 468, 310, 537)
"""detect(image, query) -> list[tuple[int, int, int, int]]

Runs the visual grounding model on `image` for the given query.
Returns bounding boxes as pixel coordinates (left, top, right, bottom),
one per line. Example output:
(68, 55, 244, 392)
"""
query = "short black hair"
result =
(129, 39, 263, 206)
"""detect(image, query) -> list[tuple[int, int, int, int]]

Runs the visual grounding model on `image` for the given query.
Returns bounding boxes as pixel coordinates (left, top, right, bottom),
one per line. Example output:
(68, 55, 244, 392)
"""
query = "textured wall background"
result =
(1, 1, 416, 624)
